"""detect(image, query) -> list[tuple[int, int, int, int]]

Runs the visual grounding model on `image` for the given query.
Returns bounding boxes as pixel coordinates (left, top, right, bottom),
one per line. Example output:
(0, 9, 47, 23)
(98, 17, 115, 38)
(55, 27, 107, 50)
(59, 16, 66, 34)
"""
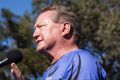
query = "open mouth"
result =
(36, 41, 40, 44)
(36, 40, 42, 44)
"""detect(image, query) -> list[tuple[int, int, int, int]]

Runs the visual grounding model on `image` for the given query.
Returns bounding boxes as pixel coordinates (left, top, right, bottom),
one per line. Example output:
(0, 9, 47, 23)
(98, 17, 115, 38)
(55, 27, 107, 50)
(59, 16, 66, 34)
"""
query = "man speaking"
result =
(11, 4, 106, 80)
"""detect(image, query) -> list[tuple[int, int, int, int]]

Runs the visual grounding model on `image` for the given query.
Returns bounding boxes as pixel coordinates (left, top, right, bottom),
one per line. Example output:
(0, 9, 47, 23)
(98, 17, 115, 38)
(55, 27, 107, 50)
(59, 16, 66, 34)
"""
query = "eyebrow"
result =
(35, 24, 47, 28)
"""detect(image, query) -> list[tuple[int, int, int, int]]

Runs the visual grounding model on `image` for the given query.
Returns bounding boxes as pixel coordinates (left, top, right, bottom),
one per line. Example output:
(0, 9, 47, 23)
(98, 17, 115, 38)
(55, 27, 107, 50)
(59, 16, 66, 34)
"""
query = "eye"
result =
(40, 24, 47, 28)
(36, 25, 41, 28)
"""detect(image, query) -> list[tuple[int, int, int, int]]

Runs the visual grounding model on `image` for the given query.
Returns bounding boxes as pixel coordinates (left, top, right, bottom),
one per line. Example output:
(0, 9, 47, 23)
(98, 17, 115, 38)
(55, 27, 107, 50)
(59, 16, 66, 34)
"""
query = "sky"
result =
(0, 0, 32, 47)
(0, 0, 32, 16)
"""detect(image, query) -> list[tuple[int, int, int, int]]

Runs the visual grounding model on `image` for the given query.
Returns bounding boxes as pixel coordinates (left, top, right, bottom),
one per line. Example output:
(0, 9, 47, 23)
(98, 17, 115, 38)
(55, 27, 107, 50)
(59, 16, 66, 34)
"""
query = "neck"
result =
(47, 42, 78, 64)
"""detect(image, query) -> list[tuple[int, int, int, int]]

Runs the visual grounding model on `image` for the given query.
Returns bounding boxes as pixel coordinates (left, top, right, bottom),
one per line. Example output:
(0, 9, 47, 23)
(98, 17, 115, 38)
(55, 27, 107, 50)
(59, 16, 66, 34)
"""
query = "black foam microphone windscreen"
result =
(0, 49, 23, 68)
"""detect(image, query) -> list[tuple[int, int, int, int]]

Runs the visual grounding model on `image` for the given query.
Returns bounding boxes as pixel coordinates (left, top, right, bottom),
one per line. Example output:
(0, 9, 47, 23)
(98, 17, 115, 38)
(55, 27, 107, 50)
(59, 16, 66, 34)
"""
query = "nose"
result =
(33, 28, 39, 40)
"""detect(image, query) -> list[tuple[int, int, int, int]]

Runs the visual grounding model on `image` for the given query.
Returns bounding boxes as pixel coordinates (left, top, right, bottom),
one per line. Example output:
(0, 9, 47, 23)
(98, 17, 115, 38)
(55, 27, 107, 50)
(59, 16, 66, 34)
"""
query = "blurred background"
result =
(0, 0, 120, 80)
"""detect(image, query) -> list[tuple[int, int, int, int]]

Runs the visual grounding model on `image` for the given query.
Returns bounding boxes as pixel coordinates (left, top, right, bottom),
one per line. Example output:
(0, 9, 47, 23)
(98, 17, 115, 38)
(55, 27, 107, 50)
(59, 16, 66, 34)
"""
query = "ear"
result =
(60, 22, 71, 36)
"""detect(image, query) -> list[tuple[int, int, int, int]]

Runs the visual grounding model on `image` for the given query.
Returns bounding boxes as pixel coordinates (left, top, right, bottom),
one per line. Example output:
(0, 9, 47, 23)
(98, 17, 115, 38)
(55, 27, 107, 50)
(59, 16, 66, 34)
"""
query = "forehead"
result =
(34, 11, 57, 26)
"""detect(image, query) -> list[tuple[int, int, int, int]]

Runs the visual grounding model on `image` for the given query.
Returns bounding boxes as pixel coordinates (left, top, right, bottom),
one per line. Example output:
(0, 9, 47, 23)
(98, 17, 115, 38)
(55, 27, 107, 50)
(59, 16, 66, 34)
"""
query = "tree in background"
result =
(0, 6, 50, 80)
(0, 0, 120, 80)
(32, 0, 120, 80)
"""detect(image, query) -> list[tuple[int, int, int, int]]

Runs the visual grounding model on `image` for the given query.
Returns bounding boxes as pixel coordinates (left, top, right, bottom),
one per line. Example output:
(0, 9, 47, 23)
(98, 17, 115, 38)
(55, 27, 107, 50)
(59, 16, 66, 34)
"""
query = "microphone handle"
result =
(0, 58, 8, 68)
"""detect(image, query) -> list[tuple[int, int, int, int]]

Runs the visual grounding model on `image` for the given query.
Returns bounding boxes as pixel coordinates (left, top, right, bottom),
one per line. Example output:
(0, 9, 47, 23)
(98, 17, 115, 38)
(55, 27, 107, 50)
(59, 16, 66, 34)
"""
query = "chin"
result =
(37, 47, 45, 53)
(37, 48, 43, 52)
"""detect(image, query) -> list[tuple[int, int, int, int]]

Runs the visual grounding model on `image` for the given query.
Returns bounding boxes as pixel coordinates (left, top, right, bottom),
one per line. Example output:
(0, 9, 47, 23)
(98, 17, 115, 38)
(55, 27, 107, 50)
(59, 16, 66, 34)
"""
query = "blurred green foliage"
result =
(0, 0, 120, 80)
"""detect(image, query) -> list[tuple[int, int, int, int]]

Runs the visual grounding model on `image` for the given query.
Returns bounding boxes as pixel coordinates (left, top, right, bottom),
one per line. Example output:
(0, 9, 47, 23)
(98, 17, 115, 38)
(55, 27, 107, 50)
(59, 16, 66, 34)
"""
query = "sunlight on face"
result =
(33, 11, 61, 53)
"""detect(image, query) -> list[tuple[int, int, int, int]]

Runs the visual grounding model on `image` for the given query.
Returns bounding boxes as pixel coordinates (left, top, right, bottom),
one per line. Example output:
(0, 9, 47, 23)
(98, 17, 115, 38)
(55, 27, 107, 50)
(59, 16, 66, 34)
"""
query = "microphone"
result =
(0, 49, 23, 68)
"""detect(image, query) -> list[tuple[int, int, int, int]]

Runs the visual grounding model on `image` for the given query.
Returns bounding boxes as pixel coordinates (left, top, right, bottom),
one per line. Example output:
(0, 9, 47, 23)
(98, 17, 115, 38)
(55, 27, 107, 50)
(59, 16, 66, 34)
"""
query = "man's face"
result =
(33, 11, 61, 53)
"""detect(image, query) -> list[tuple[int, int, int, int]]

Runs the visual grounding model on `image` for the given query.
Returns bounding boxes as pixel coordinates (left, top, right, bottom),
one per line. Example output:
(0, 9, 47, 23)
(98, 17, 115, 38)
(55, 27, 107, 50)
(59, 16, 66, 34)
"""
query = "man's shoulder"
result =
(56, 49, 97, 69)
(74, 49, 98, 66)
(59, 49, 95, 63)
(67, 49, 96, 61)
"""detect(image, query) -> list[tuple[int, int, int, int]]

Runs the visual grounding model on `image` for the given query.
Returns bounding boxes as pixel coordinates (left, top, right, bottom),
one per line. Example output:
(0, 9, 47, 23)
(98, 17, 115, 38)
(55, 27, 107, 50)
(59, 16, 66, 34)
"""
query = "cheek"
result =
(50, 26, 60, 36)
(42, 25, 60, 41)
(44, 29, 57, 43)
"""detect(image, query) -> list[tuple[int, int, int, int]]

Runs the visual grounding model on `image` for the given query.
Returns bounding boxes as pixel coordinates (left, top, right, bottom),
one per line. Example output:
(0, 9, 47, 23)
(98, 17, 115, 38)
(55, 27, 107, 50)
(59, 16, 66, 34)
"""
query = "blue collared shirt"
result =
(42, 49, 106, 80)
